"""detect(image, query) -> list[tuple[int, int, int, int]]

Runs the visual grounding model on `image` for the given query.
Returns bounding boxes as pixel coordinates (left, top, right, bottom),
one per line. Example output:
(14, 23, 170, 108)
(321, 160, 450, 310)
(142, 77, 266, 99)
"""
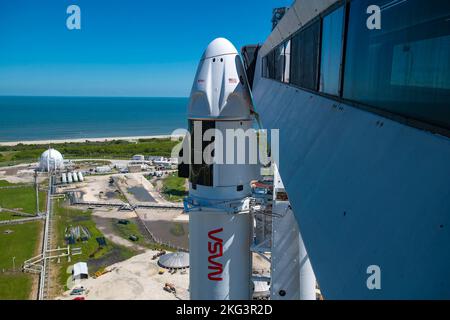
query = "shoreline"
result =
(0, 134, 184, 147)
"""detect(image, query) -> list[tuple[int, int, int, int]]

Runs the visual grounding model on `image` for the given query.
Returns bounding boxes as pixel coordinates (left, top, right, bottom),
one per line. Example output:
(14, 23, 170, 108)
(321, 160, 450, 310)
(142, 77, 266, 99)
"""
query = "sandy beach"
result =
(0, 134, 184, 147)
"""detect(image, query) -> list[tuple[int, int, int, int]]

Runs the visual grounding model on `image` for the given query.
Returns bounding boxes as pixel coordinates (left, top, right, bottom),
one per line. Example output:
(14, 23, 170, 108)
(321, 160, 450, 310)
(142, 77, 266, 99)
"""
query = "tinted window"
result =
(262, 56, 268, 78)
(343, 0, 450, 129)
(320, 6, 345, 95)
(274, 45, 284, 81)
(267, 50, 276, 79)
(290, 21, 321, 90)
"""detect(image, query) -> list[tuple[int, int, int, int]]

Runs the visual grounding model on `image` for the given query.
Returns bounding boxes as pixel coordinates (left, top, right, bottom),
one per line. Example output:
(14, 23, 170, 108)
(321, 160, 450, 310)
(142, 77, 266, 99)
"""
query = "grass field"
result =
(161, 173, 187, 202)
(0, 180, 21, 187)
(0, 152, 15, 166)
(0, 274, 34, 300)
(113, 219, 148, 246)
(0, 221, 43, 300)
(53, 200, 137, 293)
(0, 181, 46, 220)
(0, 138, 181, 167)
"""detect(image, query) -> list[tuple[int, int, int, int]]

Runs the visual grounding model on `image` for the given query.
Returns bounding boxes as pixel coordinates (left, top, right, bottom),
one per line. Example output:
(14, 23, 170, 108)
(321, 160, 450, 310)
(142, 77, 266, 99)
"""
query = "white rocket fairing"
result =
(186, 38, 257, 300)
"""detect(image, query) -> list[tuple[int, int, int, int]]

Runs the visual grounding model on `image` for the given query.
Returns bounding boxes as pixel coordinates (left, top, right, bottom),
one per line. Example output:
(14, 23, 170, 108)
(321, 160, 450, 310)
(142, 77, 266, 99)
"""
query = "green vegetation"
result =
(0, 222, 42, 270)
(0, 151, 16, 164)
(161, 173, 188, 202)
(0, 274, 34, 300)
(0, 180, 30, 187)
(113, 219, 149, 247)
(0, 183, 46, 220)
(0, 180, 15, 187)
(113, 219, 175, 252)
(170, 223, 186, 237)
(0, 138, 181, 166)
(53, 200, 136, 292)
(0, 221, 43, 300)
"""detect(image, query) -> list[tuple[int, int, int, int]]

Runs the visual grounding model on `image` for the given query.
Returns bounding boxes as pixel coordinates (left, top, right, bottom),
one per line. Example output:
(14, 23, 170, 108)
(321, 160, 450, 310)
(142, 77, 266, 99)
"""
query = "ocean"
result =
(0, 96, 188, 142)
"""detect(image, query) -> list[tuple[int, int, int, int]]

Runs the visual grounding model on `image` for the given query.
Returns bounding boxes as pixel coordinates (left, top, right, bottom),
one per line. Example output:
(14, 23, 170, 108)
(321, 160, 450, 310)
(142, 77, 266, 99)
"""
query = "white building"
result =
(72, 262, 88, 280)
(132, 154, 145, 161)
(153, 157, 178, 170)
(39, 148, 64, 172)
(95, 165, 111, 174)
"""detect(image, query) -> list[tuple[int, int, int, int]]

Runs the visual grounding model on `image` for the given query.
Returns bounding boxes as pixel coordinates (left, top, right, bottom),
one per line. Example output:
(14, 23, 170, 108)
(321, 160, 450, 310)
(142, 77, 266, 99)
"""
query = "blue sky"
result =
(0, 0, 292, 97)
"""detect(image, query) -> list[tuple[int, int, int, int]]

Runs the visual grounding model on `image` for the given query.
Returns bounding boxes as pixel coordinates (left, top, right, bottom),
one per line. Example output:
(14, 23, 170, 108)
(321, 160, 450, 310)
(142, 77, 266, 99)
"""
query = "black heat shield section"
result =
(178, 154, 189, 179)
(177, 132, 190, 178)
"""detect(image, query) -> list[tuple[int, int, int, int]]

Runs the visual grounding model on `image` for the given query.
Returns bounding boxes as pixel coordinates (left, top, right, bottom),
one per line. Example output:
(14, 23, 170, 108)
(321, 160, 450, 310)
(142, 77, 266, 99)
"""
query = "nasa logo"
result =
(207, 228, 223, 281)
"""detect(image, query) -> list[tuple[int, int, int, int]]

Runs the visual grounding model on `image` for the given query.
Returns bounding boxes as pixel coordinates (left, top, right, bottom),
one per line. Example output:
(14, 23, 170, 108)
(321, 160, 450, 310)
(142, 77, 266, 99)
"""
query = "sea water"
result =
(0, 96, 188, 142)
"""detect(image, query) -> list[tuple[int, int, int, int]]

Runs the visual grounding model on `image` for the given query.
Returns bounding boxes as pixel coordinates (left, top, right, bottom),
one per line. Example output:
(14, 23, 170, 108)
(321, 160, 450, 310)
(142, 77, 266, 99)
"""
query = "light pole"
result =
(12, 256, 16, 272)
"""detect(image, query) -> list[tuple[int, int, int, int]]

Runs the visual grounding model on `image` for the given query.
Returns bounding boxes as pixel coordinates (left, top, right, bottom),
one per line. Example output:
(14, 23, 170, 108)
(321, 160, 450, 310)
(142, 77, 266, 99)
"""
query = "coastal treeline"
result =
(0, 138, 181, 164)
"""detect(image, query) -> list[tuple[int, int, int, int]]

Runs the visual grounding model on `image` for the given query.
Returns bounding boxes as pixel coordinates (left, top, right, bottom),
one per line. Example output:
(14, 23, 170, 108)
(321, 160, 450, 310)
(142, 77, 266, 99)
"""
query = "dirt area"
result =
(79, 175, 124, 202)
(127, 186, 155, 202)
(145, 220, 188, 249)
(57, 250, 189, 300)
(72, 160, 112, 171)
(118, 173, 168, 205)
(0, 163, 37, 184)
(92, 208, 137, 220)
(136, 208, 189, 249)
(107, 173, 190, 249)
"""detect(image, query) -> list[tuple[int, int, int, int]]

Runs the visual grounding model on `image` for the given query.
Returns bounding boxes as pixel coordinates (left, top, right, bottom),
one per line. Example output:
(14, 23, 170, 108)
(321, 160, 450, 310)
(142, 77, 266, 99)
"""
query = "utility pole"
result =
(12, 256, 16, 272)
(35, 171, 39, 216)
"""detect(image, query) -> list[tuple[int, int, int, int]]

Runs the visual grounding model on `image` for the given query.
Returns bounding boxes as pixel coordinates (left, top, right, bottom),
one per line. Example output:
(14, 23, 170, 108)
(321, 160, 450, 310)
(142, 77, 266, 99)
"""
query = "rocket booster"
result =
(185, 38, 257, 300)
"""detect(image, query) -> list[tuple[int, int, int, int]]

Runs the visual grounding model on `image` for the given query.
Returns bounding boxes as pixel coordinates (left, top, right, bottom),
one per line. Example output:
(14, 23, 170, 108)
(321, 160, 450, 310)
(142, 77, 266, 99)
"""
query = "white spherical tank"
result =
(186, 38, 257, 300)
(39, 148, 64, 172)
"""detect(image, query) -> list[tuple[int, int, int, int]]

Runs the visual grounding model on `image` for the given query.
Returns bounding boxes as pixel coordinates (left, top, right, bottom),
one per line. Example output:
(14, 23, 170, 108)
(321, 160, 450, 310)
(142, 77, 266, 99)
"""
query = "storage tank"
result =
(67, 172, 73, 183)
(78, 171, 84, 182)
(61, 173, 67, 184)
(72, 171, 79, 182)
(39, 148, 64, 172)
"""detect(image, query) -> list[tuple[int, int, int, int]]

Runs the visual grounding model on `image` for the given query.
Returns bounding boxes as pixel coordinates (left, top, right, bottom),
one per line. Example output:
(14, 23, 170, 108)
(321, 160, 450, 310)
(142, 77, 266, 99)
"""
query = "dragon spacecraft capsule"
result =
(184, 38, 258, 300)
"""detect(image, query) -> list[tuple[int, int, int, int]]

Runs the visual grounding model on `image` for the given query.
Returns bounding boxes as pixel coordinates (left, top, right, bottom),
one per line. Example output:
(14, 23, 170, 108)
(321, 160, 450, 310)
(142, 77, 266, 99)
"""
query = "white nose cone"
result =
(201, 37, 238, 60)
(188, 38, 254, 120)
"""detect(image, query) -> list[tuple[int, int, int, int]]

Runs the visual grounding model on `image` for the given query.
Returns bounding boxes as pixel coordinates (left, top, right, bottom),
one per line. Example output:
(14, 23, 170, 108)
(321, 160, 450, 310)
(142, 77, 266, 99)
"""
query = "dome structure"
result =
(158, 252, 189, 270)
(39, 148, 64, 172)
(201, 37, 238, 60)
